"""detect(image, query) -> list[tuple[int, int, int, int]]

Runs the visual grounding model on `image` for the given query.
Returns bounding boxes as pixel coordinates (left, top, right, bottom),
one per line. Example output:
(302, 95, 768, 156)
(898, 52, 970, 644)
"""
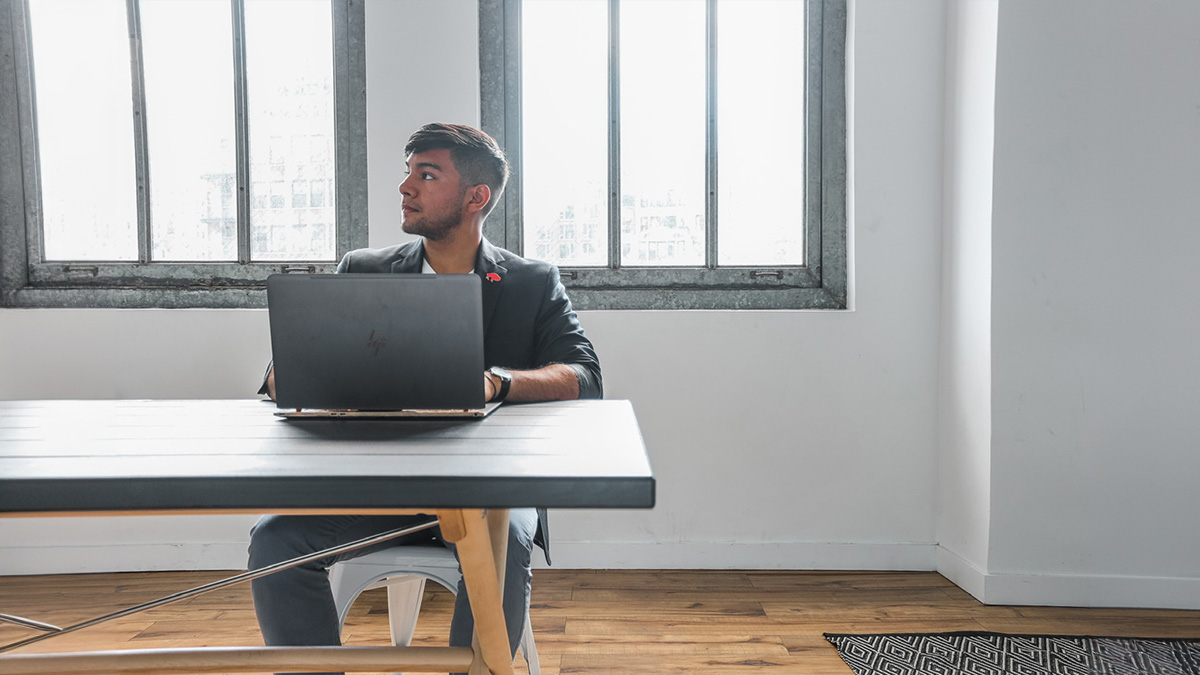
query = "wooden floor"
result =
(3, 570, 1200, 674)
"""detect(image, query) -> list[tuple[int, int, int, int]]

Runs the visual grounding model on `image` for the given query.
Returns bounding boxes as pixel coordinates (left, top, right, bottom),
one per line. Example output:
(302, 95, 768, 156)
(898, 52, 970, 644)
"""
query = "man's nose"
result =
(398, 174, 415, 196)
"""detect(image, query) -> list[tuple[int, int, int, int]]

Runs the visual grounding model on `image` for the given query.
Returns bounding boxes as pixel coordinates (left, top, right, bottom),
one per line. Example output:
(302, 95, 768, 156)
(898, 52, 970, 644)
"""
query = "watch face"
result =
(490, 367, 511, 381)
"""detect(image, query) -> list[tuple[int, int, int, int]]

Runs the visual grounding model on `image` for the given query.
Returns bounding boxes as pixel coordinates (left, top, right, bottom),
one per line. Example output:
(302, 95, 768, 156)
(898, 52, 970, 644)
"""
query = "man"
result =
(249, 123, 601, 674)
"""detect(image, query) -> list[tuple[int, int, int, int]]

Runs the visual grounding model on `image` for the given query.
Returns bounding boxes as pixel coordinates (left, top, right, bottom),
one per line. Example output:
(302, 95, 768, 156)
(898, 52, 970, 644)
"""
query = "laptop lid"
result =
(266, 273, 486, 411)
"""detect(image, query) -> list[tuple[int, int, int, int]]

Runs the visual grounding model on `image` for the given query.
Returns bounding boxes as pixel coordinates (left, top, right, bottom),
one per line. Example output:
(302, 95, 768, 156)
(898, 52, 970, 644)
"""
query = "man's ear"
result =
(465, 184, 491, 214)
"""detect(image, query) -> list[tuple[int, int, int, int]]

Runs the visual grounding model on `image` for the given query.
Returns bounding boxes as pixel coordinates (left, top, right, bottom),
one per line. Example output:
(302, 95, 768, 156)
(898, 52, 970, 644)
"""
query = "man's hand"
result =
(266, 368, 277, 401)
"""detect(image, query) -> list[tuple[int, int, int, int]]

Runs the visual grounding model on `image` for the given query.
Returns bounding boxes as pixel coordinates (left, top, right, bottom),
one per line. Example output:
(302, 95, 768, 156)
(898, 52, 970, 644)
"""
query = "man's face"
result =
(398, 148, 469, 241)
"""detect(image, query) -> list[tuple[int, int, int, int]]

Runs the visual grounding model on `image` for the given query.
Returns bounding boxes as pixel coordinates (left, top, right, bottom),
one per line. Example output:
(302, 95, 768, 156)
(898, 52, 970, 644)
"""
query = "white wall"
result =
(0, 0, 945, 574)
(362, 0, 480, 249)
(11, 0, 1200, 612)
(936, 0, 996, 599)
(985, 0, 1200, 608)
(380, 0, 1200, 606)
(10, 0, 1198, 611)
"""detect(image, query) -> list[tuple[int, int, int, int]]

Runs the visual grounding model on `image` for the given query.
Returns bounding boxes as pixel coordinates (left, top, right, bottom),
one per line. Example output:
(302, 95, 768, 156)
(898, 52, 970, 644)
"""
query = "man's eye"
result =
(422, 172, 435, 180)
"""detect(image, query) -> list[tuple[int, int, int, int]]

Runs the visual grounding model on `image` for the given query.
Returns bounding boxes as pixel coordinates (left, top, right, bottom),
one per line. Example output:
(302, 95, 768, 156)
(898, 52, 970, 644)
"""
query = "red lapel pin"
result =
(485, 272, 501, 282)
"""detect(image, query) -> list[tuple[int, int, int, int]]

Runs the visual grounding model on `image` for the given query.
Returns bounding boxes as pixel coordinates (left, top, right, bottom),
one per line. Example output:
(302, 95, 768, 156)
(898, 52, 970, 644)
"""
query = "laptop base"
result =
(276, 402, 502, 420)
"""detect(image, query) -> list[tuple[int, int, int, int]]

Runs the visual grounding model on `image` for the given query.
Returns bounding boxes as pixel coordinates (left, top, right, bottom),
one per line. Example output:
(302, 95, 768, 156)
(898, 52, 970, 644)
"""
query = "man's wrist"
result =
(487, 366, 513, 402)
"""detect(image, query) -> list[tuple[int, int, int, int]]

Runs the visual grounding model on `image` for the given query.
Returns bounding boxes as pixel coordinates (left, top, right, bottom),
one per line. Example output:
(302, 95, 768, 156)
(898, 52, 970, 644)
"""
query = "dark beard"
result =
(401, 188, 468, 241)
(401, 209, 462, 241)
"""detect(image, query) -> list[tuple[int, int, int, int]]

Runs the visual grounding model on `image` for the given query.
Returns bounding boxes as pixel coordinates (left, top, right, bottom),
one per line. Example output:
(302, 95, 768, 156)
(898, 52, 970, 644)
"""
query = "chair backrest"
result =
(327, 545, 540, 674)
(329, 545, 461, 626)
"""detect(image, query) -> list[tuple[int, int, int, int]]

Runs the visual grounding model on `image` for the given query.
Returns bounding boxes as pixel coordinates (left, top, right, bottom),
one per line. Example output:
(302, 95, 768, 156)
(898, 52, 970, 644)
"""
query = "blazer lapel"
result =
(476, 238, 508, 336)
(389, 240, 426, 274)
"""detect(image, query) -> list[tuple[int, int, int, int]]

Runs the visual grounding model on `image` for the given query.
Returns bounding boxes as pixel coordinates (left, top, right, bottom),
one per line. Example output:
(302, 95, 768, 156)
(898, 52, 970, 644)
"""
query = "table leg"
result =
(437, 509, 514, 675)
(474, 509, 511, 675)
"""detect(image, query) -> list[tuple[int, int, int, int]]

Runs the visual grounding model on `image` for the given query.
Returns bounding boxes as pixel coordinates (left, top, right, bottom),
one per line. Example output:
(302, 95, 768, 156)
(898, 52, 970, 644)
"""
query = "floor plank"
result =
(2, 570, 1200, 674)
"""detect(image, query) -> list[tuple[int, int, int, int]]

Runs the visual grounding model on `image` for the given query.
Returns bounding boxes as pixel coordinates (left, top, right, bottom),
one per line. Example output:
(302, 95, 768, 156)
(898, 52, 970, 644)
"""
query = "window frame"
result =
(479, 0, 847, 311)
(0, 0, 367, 309)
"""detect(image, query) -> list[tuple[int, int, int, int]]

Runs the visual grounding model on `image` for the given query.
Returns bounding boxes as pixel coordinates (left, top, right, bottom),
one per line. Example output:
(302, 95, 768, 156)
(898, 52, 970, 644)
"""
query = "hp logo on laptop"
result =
(366, 330, 388, 356)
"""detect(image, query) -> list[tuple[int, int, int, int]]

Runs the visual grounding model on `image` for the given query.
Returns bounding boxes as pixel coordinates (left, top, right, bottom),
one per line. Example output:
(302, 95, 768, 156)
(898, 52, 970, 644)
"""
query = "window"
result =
(0, 0, 366, 308)
(479, 0, 847, 310)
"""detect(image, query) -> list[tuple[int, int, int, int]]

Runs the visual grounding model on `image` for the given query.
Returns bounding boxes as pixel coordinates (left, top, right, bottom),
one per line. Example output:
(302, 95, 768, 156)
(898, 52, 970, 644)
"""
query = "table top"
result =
(0, 399, 655, 514)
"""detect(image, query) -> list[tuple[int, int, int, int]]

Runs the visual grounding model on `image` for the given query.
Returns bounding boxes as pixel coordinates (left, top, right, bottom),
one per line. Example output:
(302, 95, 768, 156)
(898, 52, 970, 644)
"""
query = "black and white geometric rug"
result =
(825, 632, 1200, 675)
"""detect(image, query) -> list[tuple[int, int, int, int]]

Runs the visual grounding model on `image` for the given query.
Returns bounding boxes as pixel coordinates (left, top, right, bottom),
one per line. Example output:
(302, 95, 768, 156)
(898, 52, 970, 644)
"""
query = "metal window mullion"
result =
(807, 0, 826, 276)
(504, 0, 522, 254)
(607, 0, 621, 270)
(705, 0, 718, 269)
(13, 0, 46, 273)
(333, 0, 368, 258)
(817, 0, 848, 306)
(480, 0, 509, 249)
(126, 0, 151, 263)
(332, 0, 348, 257)
(231, 0, 251, 264)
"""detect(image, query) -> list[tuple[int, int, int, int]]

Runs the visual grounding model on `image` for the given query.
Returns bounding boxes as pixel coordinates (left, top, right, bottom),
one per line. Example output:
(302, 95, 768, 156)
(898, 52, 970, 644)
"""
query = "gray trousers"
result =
(247, 509, 538, 675)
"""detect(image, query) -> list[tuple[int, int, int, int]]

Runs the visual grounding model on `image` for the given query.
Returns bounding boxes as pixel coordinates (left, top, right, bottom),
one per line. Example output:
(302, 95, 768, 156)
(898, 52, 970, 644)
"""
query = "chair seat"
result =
(329, 544, 539, 674)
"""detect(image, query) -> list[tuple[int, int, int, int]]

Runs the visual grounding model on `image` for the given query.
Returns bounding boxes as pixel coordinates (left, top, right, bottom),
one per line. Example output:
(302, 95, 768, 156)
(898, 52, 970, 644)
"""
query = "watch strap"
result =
(489, 367, 512, 402)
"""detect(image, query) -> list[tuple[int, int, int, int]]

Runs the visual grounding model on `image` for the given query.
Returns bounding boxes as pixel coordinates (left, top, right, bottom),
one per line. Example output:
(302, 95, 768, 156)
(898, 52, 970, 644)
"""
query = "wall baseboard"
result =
(7, 541, 1197, 611)
(981, 569, 1200, 611)
(535, 541, 939, 571)
(0, 541, 938, 576)
(0, 543, 252, 576)
(935, 547, 1200, 611)
(935, 545, 988, 601)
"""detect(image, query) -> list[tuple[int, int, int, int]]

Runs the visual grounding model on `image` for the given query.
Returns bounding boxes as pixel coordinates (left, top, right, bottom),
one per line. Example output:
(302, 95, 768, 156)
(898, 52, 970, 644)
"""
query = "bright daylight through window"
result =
(483, 0, 846, 310)
(0, 0, 365, 308)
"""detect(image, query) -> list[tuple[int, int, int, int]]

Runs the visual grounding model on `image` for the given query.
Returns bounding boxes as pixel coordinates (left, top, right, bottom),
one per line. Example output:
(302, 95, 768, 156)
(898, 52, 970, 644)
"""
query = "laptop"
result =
(265, 273, 499, 418)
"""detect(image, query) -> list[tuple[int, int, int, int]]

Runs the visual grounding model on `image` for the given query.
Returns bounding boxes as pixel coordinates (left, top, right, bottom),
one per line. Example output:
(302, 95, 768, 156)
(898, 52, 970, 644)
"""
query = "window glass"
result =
(619, 0, 707, 267)
(141, 0, 237, 261)
(520, 0, 609, 267)
(29, 0, 138, 261)
(716, 0, 805, 266)
(244, 0, 335, 261)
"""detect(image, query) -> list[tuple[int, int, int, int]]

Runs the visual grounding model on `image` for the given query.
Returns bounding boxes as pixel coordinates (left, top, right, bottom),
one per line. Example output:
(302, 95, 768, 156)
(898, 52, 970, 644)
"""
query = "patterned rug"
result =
(825, 632, 1200, 675)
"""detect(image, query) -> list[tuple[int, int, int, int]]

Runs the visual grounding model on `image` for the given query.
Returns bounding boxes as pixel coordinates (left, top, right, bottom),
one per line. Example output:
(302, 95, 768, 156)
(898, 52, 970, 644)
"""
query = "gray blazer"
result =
(269, 237, 603, 564)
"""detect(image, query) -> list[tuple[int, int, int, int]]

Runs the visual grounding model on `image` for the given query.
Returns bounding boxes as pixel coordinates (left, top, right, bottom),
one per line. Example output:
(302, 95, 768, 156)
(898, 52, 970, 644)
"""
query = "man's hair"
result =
(405, 123, 510, 219)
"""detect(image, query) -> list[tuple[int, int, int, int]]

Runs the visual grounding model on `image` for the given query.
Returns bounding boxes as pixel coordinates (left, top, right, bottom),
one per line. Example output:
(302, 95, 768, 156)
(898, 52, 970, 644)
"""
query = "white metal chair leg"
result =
(520, 610, 539, 674)
(384, 577, 427, 647)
